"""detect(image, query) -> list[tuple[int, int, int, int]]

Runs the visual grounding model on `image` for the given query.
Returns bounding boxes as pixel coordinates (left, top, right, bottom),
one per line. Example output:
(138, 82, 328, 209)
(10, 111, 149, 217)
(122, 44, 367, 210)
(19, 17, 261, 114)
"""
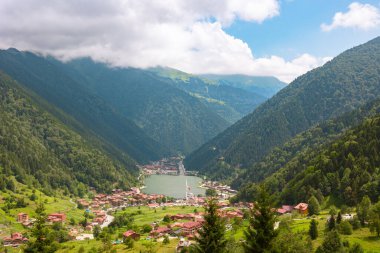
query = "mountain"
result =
(237, 112, 380, 206)
(149, 67, 267, 123)
(59, 59, 230, 155)
(185, 36, 380, 178)
(0, 72, 137, 195)
(0, 49, 169, 163)
(233, 98, 380, 201)
(199, 74, 287, 98)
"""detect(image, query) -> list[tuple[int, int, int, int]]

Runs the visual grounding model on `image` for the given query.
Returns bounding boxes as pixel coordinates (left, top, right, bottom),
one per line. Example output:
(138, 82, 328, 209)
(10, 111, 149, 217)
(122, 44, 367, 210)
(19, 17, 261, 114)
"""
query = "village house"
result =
(123, 230, 140, 240)
(276, 205, 294, 215)
(148, 203, 160, 209)
(150, 226, 172, 238)
(47, 213, 66, 223)
(294, 203, 308, 215)
(17, 213, 29, 223)
(77, 199, 90, 208)
(68, 228, 79, 240)
(180, 221, 202, 236)
(3, 232, 28, 247)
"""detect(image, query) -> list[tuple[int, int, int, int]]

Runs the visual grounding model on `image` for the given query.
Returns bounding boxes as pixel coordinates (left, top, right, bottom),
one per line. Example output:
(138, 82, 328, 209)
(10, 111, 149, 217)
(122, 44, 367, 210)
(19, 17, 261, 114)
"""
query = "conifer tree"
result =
(243, 187, 278, 253)
(336, 212, 342, 224)
(308, 196, 320, 216)
(327, 215, 336, 231)
(316, 230, 343, 253)
(24, 202, 58, 253)
(193, 198, 227, 253)
(309, 219, 318, 240)
(357, 195, 371, 225)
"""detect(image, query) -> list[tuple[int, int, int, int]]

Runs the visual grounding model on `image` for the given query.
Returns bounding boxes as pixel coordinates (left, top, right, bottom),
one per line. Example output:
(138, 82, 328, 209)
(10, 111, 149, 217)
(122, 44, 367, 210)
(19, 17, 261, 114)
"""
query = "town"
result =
(2, 180, 337, 252)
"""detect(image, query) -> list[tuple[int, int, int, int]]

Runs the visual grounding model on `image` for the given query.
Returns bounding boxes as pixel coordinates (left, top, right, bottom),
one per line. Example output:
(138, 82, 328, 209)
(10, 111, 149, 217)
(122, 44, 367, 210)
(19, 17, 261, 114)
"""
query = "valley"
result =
(1, 3, 380, 252)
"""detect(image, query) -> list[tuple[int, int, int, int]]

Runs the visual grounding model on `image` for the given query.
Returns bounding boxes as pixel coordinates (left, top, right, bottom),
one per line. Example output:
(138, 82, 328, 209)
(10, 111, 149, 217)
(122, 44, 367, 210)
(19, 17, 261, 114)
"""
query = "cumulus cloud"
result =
(0, 0, 327, 83)
(321, 2, 380, 31)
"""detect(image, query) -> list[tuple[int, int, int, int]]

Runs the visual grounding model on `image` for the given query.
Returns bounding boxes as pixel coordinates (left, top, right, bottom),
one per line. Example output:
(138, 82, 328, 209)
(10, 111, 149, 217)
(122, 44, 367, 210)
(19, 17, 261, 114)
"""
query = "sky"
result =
(0, 0, 379, 83)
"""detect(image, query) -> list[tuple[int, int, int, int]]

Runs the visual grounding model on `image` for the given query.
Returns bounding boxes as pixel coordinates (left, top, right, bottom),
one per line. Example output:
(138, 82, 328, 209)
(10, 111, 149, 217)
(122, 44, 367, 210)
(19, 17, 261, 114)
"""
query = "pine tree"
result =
(243, 187, 278, 253)
(309, 219, 318, 240)
(316, 230, 343, 253)
(193, 198, 227, 253)
(308, 196, 320, 216)
(357, 195, 371, 226)
(327, 215, 336, 231)
(24, 202, 58, 253)
(336, 212, 342, 224)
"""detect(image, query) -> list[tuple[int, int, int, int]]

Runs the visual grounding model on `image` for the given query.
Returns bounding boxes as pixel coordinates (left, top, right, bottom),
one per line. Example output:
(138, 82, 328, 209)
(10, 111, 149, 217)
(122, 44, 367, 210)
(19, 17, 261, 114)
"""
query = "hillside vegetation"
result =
(150, 67, 268, 123)
(0, 49, 168, 163)
(185, 36, 380, 178)
(0, 72, 137, 195)
(236, 112, 380, 206)
(64, 60, 230, 155)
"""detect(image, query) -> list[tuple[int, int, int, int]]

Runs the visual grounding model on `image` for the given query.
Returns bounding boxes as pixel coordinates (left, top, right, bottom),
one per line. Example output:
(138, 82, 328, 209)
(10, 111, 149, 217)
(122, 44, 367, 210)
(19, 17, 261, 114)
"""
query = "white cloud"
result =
(321, 2, 380, 31)
(0, 0, 328, 83)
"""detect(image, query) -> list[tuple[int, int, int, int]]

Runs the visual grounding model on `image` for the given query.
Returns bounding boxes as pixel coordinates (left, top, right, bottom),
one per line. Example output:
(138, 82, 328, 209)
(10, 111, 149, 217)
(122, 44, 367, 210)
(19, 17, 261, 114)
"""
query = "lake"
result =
(142, 175, 205, 199)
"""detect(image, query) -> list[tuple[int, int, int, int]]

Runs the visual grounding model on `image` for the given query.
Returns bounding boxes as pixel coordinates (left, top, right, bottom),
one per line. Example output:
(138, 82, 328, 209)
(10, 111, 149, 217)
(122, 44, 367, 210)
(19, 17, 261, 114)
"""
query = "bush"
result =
(339, 221, 353, 235)
(349, 216, 361, 230)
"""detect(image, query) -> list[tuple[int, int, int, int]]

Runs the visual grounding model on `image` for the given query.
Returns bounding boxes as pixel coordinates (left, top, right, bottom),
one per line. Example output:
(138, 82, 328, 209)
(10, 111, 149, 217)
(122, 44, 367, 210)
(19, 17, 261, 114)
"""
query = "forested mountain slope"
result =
(232, 98, 380, 188)
(200, 74, 286, 98)
(237, 113, 380, 206)
(149, 67, 267, 123)
(185, 36, 380, 176)
(0, 72, 137, 195)
(63, 59, 230, 155)
(0, 49, 168, 163)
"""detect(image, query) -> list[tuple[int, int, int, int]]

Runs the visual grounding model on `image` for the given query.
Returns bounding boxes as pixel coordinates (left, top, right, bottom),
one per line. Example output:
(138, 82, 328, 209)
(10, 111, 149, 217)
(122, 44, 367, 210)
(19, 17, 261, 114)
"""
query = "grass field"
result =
(3, 184, 380, 253)
(0, 182, 84, 238)
(288, 213, 380, 252)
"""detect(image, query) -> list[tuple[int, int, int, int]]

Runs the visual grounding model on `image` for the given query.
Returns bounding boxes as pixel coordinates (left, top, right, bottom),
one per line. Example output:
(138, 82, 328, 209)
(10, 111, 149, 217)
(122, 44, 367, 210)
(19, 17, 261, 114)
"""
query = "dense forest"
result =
(150, 67, 270, 123)
(0, 49, 169, 163)
(200, 74, 286, 98)
(236, 113, 380, 206)
(185, 36, 380, 179)
(62, 59, 230, 154)
(0, 72, 137, 195)
(232, 98, 380, 188)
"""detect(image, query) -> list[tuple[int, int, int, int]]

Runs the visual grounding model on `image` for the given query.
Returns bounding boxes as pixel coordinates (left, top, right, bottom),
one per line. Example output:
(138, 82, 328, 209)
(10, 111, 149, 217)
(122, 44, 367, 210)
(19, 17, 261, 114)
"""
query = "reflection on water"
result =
(142, 174, 205, 199)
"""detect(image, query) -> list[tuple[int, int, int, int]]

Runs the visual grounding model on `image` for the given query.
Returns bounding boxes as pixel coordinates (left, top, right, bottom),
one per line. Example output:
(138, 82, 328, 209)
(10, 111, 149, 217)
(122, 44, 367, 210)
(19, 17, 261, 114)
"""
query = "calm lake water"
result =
(142, 175, 205, 199)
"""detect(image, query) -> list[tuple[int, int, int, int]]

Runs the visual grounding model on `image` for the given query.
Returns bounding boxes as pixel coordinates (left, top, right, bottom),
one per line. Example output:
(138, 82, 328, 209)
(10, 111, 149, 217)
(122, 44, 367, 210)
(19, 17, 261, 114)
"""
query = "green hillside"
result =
(0, 72, 137, 195)
(237, 113, 380, 207)
(232, 98, 380, 189)
(150, 67, 268, 123)
(0, 49, 168, 163)
(185, 36, 380, 177)
(200, 74, 287, 98)
(64, 59, 230, 155)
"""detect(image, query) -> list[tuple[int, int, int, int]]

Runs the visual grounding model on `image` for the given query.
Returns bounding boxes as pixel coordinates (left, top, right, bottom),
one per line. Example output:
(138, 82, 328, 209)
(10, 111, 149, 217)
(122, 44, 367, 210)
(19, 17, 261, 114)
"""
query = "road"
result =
(178, 161, 186, 175)
(100, 213, 114, 229)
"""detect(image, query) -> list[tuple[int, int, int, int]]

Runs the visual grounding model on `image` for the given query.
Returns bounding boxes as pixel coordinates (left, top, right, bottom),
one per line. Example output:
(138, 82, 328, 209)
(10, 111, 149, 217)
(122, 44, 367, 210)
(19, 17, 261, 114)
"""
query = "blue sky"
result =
(1, 0, 380, 82)
(226, 0, 380, 60)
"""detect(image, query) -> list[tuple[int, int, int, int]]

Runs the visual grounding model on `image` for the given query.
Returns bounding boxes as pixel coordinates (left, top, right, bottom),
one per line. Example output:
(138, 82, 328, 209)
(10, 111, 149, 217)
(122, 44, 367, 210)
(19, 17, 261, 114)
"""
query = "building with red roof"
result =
(47, 213, 66, 223)
(17, 213, 29, 223)
(150, 227, 172, 238)
(294, 203, 308, 215)
(123, 230, 140, 240)
(3, 232, 28, 247)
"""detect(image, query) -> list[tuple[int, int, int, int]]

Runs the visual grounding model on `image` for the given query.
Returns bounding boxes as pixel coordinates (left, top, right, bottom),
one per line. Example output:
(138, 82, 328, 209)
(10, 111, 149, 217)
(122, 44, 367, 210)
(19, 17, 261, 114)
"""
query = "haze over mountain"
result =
(185, 36, 380, 179)
(0, 72, 137, 194)
(0, 48, 169, 163)
(199, 74, 287, 98)
(61, 59, 231, 155)
(149, 67, 271, 123)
